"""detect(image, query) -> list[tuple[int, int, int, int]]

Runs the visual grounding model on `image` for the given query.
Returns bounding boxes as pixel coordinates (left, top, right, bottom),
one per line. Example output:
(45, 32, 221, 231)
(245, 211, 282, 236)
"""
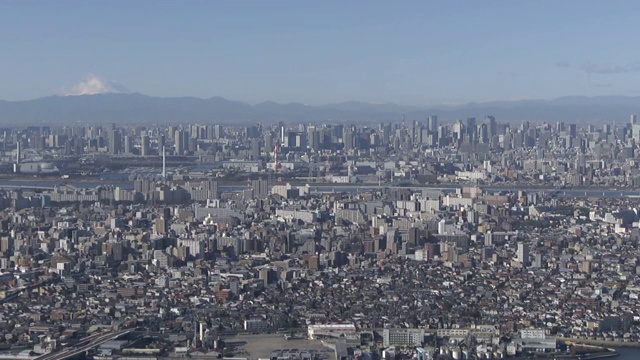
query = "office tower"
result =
(479, 123, 489, 143)
(282, 131, 294, 148)
(124, 135, 132, 154)
(74, 137, 84, 155)
(168, 126, 177, 141)
(308, 126, 320, 151)
(427, 115, 438, 133)
(412, 120, 420, 142)
(64, 139, 72, 155)
(465, 117, 477, 143)
(452, 120, 463, 141)
(632, 123, 640, 143)
(203, 179, 219, 199)
(246, 125, 259, 139)
(158, 134, 165, 154)
(517, 242, 530, 266)
(342, 125, 355, 151)
(251, 178, 271, 199)
(108, 129, 121, 154)
(141, 134, 150, 156)
(263, 131, 273, 151)
(632, 114, 637, 125)
(134, 178, 154, 194)
(380, 123, 391, 144)
(174, 129, 184, 155)
(154, 217, 168, 235)
(190, 124, 200, 139)
(86, 126, 96, 140)
(485, 115, 497, 137)
(533, 253, 543, 268)
(187, 137, 197, 153)
(420, 128, 429, 146)
(278, 122, 286, 143)
(213, 125, 224, 139)
(250, 138, 261, 160)
(295, 132, 307, 149)
(437, 125, 446, 147)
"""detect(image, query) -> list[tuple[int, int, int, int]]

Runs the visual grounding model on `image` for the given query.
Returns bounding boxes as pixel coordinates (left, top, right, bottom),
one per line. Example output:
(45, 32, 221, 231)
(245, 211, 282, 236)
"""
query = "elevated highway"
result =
(35, 330, 131, 360)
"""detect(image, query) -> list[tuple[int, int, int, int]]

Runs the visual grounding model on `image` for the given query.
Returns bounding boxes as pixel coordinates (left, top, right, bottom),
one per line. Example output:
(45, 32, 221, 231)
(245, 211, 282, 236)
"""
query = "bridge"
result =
(35, 330, 131, 360)
(0, 184, 55, 191)
(0, 277, 61, 304)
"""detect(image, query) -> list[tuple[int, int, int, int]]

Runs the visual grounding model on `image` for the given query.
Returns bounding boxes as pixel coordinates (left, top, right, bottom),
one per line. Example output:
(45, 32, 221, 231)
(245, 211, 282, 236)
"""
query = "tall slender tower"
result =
(274, 140, 281, 171)
(13, 142, 20, 173)
(162, 145, 166, 179)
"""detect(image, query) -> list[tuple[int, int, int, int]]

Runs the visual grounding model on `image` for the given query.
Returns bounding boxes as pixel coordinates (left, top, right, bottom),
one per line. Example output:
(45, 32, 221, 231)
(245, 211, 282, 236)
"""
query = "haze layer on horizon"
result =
(2, 1, 640, 105)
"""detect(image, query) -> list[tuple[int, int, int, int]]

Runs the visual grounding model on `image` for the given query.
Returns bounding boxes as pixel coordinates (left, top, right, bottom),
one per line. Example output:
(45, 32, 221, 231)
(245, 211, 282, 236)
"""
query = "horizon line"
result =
(3, 92, 640, 108)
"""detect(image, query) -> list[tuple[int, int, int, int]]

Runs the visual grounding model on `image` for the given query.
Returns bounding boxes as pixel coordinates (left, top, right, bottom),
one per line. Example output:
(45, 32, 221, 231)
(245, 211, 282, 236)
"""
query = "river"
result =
(614, 348, 640, 359)
(0, 178, 639, 199)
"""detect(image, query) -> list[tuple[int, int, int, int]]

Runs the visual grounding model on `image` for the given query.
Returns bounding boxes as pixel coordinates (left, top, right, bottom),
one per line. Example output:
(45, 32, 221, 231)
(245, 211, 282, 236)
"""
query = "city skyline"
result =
(4, 2, 640, 358)
(3, 1, 640, 105)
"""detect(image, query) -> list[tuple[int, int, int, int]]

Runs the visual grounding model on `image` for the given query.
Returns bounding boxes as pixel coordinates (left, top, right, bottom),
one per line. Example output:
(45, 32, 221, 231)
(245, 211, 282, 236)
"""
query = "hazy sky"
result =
(2, 1, 640, 105)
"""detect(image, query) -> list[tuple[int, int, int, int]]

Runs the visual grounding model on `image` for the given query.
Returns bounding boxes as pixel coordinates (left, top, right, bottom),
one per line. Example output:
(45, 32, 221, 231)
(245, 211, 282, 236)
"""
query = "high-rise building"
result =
(381, 123, 391, 144)
(264, 131, 273, 151)
(158, 134, 165, 154)
(278, 122, 286, 143)
(342, 125, 354, 151)
(250, 138, 261, 160)
(251, 178, 271, 199)
(123, 135, 132, 154)
(154, 217, 168, 235)
(108, 129, 121, 154)
(174, 129, 184, 155)
(485, 115, 497, 137)
(428, 115, 438, 133)
(141, 134, 150, 156)
(213, 125, 224, 139)
(307, 126, 320, 151)
(517, 242, 530, 266)
(203, 179, 219, 199)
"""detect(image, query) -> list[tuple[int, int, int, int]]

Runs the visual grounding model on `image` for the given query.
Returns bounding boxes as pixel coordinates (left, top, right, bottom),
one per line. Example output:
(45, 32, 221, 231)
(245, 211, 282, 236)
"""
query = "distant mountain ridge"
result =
(0, 93, 639, 125)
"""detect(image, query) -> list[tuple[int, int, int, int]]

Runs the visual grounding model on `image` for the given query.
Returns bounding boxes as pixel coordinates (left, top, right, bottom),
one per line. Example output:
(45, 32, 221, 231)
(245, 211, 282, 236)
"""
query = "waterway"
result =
(0, 174, 640, 200)
(614, 347, 640, 359)
(0, 178, 639, 199)
(308, 185, 640, 198)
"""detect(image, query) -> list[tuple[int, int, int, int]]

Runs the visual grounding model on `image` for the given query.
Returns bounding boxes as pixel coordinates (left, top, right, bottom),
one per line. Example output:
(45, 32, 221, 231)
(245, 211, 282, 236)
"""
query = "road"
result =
(0, 277, 61, 305)
(35, 330, 131, 360)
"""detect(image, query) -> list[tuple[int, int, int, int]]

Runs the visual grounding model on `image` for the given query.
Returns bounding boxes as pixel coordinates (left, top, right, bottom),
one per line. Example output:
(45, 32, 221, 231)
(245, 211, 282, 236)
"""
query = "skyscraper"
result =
(278, 122, 286, 143)
(213, 125, 224, 139)
(108, 129, 121, 154)
(517, 242, 530, 266)
(123, 135, 132, 154)
(141, 134, 150, 156)
(342, 125, 354, 151)
(485, 115, 497, 138)
(251, 178, 271, 199)
(174, 129, 184, 155)
(427, 115, 438, 133)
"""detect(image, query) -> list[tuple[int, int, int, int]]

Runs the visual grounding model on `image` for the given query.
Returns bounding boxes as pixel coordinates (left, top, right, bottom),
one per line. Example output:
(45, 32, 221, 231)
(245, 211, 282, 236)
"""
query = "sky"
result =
(1, 1, 640, 105)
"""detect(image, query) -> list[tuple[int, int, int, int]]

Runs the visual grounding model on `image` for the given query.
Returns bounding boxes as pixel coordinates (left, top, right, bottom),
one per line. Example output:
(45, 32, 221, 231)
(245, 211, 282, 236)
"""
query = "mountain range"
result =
(0, 93, 639, 125)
